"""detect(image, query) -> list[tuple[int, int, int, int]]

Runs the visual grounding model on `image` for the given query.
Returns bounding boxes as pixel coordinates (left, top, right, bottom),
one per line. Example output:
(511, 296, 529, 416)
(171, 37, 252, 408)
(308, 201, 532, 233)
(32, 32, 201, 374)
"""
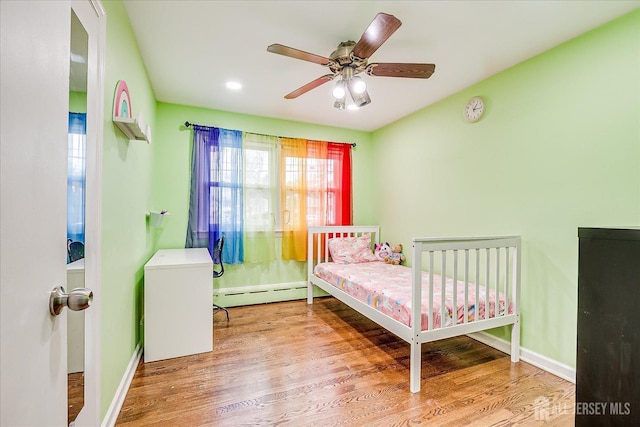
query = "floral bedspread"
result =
(314, 261, 511, 330)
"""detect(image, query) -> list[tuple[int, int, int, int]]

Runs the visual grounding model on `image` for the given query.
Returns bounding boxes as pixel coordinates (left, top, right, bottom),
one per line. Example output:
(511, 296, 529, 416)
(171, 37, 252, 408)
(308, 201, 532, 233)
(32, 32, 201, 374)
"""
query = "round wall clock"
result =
(464, 96, 485, 122)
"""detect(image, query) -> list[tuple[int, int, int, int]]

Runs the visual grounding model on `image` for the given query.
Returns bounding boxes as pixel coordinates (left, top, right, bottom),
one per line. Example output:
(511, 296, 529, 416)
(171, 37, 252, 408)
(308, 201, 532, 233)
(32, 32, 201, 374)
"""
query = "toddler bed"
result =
(307, 226, 521, 393)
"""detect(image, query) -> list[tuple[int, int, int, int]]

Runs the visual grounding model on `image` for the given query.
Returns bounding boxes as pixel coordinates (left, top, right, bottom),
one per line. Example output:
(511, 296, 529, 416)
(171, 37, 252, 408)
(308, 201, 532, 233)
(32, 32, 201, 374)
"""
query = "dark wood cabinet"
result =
(577, 227, 639, 426)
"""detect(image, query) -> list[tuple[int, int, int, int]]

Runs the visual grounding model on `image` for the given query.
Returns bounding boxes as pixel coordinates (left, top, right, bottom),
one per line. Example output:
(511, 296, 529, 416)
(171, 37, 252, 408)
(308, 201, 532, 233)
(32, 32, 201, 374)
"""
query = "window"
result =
(186, 126, 352, 263)
(243, 134, 278, 233)
(210, 143, 242, 232)
(185, 127, 243, 263)
(67, 112, 86, 255)
(280, 138, 352, 261)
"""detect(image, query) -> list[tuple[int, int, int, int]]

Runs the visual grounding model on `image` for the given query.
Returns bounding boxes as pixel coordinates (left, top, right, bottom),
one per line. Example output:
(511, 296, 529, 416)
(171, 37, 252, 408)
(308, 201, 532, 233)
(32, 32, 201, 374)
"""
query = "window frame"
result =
(207, 137, 349, 235)
(242, 136, 282, 234)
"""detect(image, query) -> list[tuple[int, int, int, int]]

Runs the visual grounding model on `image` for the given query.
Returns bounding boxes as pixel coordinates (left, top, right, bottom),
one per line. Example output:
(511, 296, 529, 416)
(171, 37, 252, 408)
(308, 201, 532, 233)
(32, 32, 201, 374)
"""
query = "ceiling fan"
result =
(267, 12, 435, 109)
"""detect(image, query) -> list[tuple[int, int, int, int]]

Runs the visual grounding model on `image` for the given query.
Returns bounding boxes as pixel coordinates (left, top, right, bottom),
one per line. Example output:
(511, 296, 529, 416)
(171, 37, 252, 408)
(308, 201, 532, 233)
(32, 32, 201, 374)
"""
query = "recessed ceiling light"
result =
(225, 81, 242, 90)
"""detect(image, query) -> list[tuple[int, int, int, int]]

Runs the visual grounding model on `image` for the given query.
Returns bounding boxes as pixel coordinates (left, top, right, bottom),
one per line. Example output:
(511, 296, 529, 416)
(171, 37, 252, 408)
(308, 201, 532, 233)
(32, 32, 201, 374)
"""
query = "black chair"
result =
(67, 239, 85, 263)
(212, 236, 229, 321)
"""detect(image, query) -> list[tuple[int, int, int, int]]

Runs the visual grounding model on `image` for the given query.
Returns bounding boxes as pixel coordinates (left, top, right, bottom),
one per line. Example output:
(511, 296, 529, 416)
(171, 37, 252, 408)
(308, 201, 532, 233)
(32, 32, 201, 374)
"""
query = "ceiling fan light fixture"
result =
(350, 76, 367, 94)
(332, 80, 346, 99)
(348, 85, 371, 108)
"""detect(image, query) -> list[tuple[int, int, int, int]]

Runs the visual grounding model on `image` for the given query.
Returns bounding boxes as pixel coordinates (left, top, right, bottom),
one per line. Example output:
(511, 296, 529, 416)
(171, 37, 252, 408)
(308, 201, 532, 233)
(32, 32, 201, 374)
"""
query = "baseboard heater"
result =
(213, 281, 321, 307)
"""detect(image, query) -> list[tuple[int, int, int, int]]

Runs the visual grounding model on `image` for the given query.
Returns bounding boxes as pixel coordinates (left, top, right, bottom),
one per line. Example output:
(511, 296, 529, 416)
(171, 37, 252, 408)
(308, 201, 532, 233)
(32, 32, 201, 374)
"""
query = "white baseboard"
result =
(214, 281, 316, 307)
(101, 343, 143, 427)
(214, 281, 308, 296)
(467, 331, 576, 384)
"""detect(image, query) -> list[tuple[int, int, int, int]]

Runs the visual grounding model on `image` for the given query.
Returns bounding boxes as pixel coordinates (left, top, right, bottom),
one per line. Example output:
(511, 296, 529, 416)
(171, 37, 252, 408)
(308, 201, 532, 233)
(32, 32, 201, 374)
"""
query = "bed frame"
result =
(307, 226, 521, 393)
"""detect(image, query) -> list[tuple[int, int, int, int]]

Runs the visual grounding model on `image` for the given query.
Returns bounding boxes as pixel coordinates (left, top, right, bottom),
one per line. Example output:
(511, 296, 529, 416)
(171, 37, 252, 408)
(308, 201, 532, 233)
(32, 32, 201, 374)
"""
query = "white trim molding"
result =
(467, 331, 576, 383)
(101, 343, 142, 427)
(214, 281, 317, 307)
(215, 281, 309, 296)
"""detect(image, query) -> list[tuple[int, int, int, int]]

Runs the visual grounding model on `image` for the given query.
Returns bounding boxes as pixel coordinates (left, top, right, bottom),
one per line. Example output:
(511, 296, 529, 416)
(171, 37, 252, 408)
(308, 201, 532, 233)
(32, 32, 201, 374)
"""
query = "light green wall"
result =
(370, 10, 640, 368)
(152, 103, 372, 301)
(100, 0, 157, 418)
(69, 91, 86, 113)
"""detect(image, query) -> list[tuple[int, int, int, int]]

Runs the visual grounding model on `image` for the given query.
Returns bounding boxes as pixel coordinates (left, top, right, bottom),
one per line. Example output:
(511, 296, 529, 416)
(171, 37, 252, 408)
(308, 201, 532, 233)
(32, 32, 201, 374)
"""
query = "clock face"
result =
(464, 97, 484, 122)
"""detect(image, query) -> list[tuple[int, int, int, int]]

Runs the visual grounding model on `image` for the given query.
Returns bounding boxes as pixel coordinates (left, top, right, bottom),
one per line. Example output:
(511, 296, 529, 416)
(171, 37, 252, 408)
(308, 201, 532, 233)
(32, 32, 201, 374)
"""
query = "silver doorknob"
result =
(49, 286, 93, 316)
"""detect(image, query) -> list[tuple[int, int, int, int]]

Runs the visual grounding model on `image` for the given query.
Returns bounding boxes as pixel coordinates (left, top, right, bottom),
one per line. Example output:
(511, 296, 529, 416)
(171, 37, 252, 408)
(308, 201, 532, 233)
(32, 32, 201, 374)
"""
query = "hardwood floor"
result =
(68, 372, 84, 423)
(115, 298, 575, 426)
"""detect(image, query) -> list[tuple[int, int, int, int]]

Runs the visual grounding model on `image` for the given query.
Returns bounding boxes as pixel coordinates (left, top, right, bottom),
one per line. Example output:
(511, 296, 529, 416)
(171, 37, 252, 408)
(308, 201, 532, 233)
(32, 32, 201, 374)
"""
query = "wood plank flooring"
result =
(115, 298, 575, 426)
(68, 372, 84, 423)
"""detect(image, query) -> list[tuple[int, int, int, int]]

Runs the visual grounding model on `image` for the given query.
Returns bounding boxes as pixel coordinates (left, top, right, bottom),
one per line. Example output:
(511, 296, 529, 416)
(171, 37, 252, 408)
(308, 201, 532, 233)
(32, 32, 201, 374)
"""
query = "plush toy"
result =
(374, 242, 406, 265)
(385, 243, 406, 265)
(374, 242, 392, 262)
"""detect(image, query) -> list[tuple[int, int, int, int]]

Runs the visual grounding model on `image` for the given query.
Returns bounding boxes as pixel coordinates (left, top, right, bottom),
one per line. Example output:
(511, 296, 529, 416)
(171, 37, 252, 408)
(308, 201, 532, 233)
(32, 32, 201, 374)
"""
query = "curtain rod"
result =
(184, 121, 356, 148)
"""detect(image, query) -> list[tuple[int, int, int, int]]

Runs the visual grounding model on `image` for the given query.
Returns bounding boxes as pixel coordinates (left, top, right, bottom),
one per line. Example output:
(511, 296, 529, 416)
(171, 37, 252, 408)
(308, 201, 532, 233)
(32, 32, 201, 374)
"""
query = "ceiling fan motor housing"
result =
(329, 41, 368, 75)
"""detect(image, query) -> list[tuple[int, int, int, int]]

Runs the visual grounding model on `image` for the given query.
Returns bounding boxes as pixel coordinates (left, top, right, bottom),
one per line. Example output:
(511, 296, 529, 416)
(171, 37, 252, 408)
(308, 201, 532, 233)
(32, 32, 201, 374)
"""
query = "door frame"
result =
(72, 0, 105, 425)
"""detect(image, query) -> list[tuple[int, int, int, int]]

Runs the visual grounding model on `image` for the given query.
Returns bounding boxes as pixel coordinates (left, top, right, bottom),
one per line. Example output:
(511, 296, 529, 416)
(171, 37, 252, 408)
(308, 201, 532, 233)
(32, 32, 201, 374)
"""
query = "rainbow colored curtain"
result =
(185, 125, 244, 263)
(187, 127, 352, 264)
(243, 132, 278, 263)
(281, 138, 352, 261)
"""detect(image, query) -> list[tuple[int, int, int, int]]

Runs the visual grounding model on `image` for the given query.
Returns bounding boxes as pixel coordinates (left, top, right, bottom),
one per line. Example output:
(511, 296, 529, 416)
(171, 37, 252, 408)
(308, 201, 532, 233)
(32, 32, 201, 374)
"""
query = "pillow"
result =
(328, 234, 378, 264)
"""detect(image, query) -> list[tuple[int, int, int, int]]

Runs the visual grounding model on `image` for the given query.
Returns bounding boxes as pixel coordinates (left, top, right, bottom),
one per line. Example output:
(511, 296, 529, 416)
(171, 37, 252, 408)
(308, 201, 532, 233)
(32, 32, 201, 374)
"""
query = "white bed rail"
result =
(307, 227, 521, 393)
(307, 226, 380, 303)
(410, 236, 521, 391)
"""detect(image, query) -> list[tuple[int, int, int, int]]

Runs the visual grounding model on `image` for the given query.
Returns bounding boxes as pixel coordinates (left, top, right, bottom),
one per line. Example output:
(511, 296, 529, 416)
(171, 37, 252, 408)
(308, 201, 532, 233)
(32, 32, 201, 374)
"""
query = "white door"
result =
(1, 0, 71, 424)
(0, 1, 104, 426)
(72, 0, 105, 425)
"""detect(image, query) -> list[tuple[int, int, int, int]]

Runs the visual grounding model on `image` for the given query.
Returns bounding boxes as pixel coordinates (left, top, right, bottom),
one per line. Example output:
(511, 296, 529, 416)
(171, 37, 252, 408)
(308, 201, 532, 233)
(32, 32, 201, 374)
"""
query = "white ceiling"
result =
(70, 9, 88, 92)
(123, 1, 638, 132)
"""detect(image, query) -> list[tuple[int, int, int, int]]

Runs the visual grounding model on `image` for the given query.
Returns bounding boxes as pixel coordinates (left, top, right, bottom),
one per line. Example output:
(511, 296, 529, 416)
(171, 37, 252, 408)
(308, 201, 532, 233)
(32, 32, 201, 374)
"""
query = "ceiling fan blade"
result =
(284, 74, 335, 99)
(351, 13, 402, 60)
(366, 63, 436, 78)
(267, 44, 332, 66)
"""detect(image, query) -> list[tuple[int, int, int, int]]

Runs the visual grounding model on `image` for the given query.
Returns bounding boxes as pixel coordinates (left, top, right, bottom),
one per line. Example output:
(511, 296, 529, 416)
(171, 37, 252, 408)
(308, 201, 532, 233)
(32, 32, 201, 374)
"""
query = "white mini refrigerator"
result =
(144, 248, 213, 362)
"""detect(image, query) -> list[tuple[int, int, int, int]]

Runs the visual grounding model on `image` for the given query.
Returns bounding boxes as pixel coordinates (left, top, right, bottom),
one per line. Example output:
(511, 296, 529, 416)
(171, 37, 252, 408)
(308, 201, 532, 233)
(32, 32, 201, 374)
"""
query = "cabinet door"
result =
(577, 233, 639, 426)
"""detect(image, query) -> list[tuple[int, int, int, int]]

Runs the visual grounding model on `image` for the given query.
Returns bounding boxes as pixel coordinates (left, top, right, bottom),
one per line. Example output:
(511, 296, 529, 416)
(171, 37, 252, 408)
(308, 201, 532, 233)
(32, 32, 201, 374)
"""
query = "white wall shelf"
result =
(112, 80, 151, 143)
(113, 117, 148, 142)
(148, 211, 169, 227)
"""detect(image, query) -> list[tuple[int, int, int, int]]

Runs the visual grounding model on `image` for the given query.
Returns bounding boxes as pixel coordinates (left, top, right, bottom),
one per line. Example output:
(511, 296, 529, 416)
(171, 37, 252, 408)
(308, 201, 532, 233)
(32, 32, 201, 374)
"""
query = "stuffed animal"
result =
(384, 243, 406, 265)
(374, 242, 392, 262)
(374, 242, 406, 265)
